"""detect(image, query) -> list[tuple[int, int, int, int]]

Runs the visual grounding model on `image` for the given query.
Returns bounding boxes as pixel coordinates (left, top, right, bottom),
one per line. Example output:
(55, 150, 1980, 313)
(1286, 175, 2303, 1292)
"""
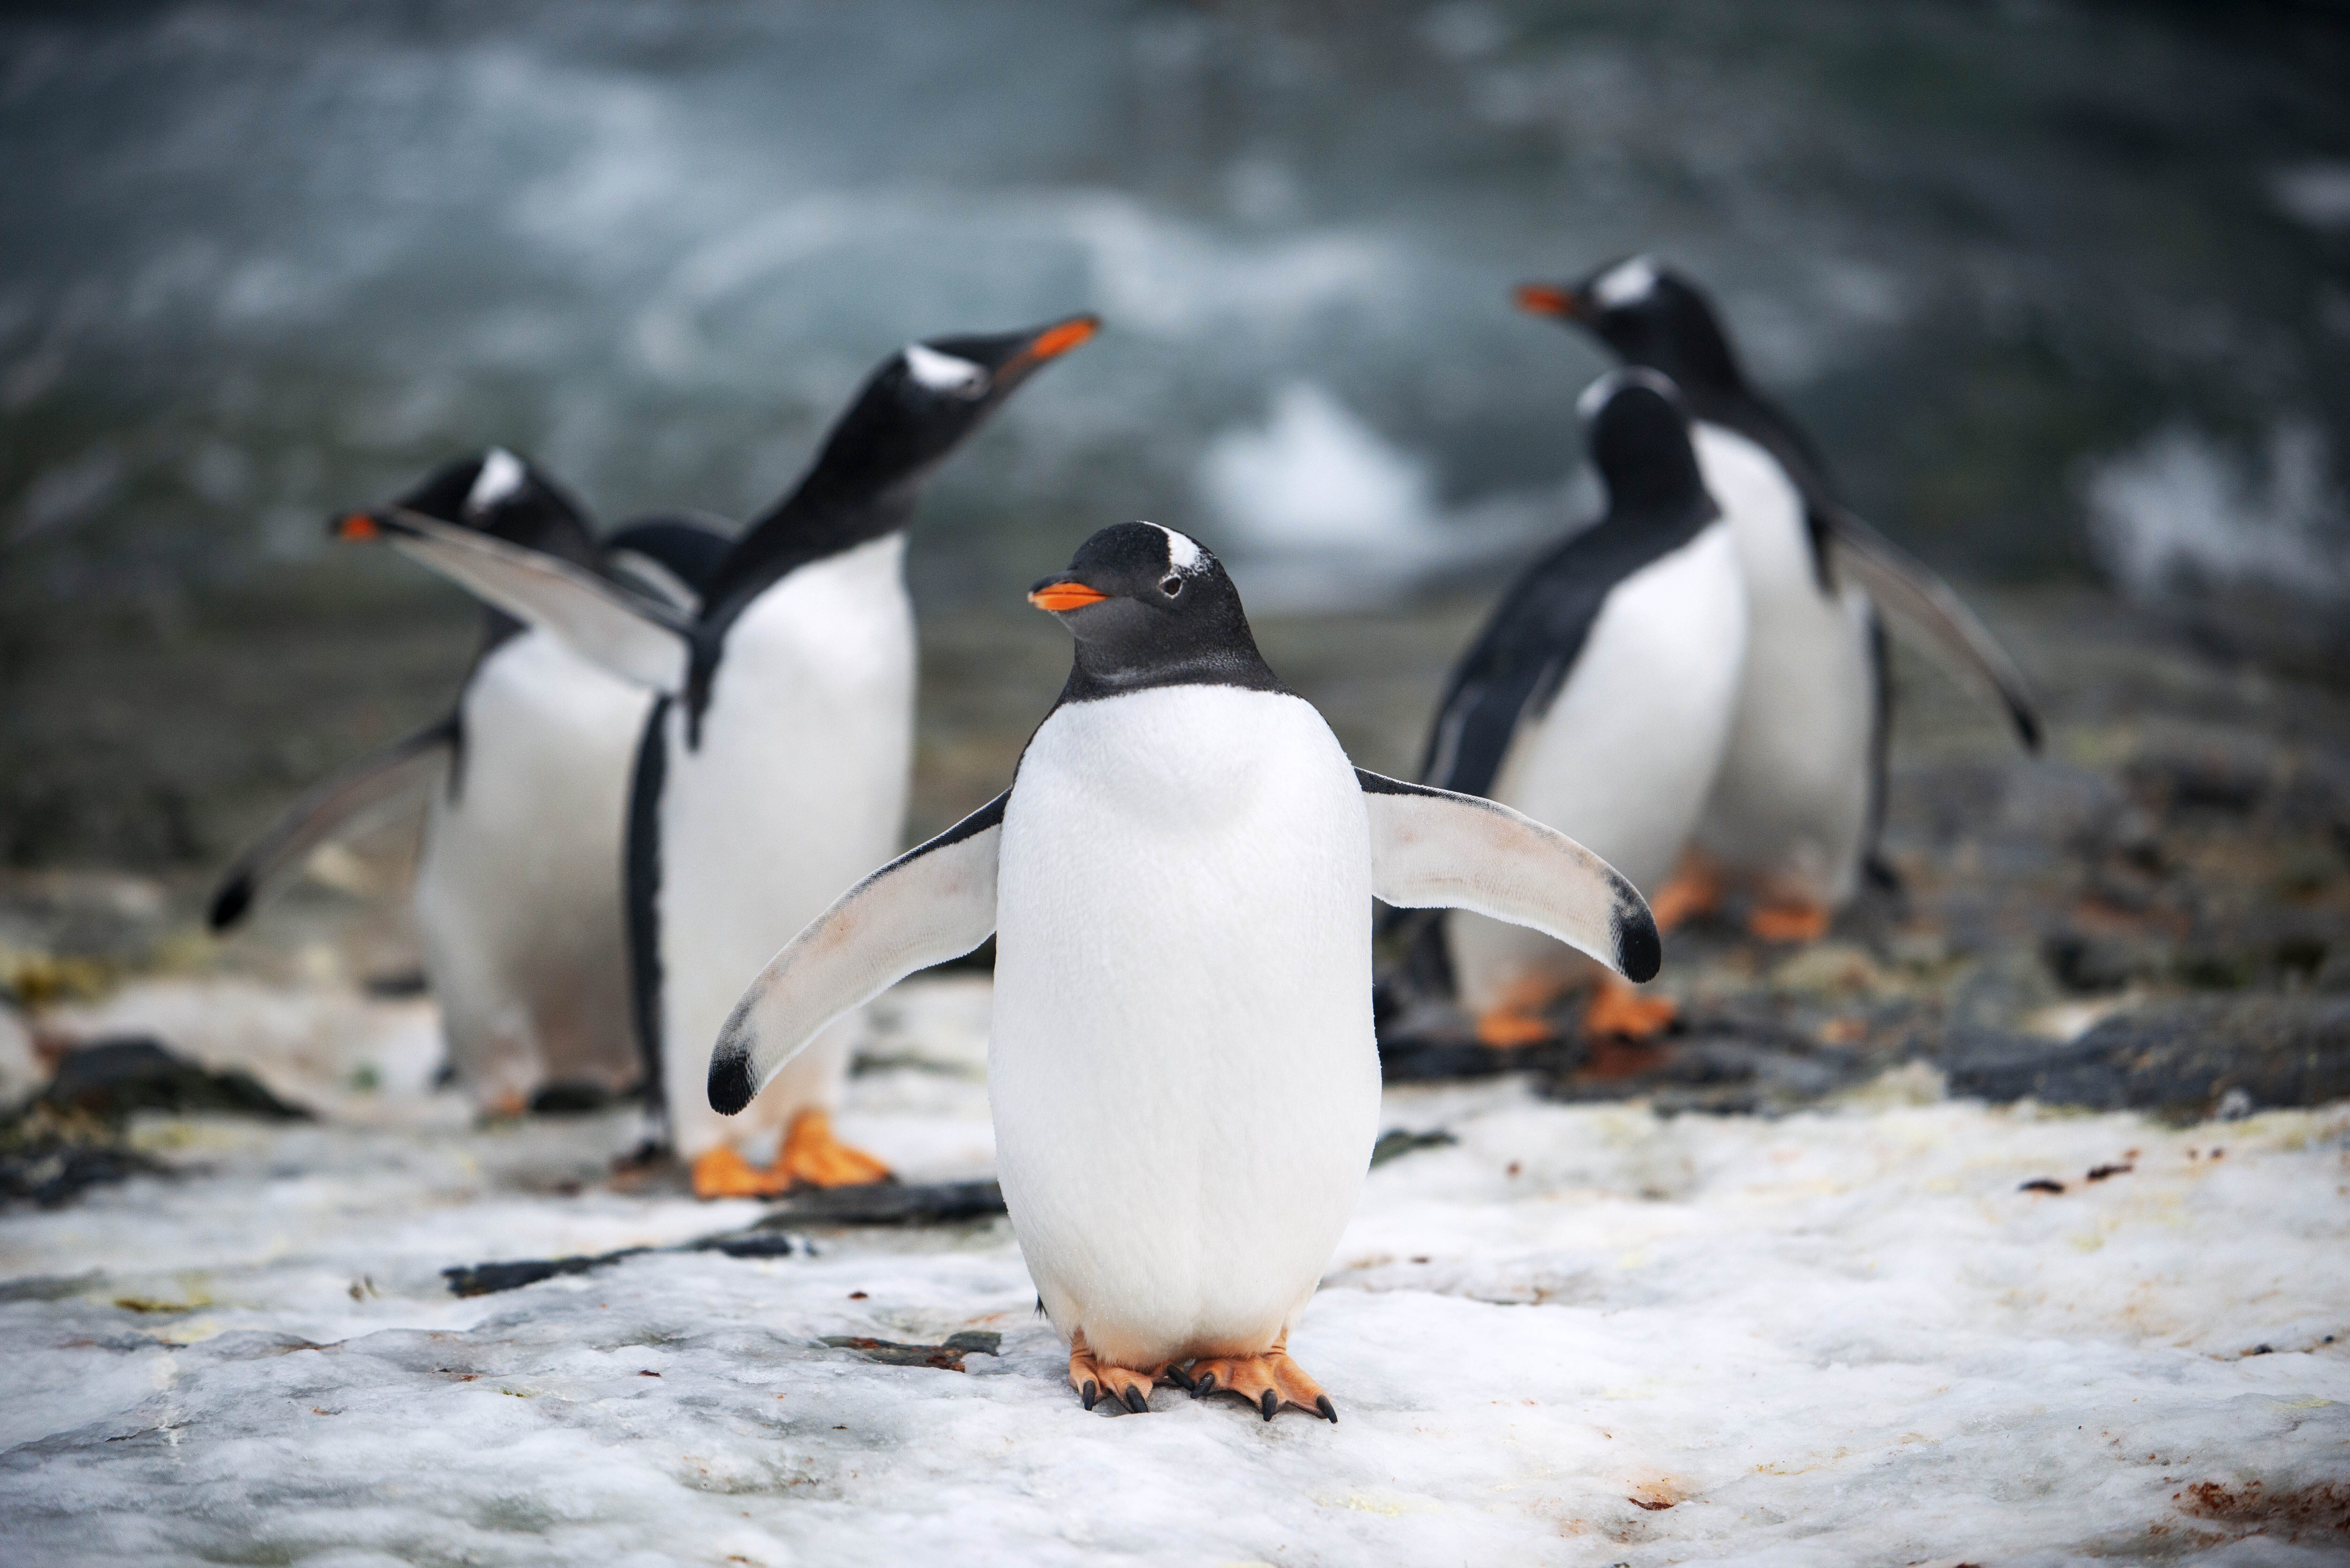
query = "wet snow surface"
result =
(4, 977, 2348, 1565)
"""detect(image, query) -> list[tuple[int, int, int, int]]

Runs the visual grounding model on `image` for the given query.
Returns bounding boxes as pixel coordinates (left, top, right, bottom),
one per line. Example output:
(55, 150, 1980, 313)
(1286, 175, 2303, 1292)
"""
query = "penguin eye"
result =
(1160, 575, 1183, 597)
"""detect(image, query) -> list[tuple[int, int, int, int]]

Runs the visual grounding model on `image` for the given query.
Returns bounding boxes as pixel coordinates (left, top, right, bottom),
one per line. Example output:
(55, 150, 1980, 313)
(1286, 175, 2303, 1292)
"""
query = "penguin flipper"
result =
(708, 792, 1007, 1116)
(208, 715, 456, 930)
(353, 508, 695, 693)
(1821, 507, 2043, 752)
(1356, 770, 1660, 983)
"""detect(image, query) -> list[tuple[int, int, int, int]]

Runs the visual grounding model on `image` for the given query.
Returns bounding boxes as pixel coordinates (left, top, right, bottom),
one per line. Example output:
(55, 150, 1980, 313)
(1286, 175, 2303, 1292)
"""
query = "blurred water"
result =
(3, 0, 2346, 619)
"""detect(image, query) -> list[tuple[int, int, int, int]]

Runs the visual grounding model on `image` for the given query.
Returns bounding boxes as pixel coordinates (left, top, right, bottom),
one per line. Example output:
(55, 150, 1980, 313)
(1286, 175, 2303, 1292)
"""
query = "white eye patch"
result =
(465, 447, 527, 515)
(903, 343, 991, 398)
(1592, 256, 1660, 309)
(1149, 522, 1205, 573)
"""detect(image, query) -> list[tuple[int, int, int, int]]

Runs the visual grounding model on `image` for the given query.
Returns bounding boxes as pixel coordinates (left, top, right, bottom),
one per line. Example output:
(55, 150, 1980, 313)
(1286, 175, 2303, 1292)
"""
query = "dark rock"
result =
(747, 1180, 1005, 1229)
(0, 1139, 172, 1209)
(441, 1250, 649, 1299)
(819, 1331, 1002, 1371)
(39, 1037, 311, 1124)
(1942, 998, 2350, 1117)
(1369, 1128, 1457, 1166)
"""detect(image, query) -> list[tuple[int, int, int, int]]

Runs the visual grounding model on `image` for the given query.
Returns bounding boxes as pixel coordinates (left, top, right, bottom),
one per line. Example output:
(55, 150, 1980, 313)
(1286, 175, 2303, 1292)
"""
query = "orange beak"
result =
(1006, 314, 1100, 373)
(1028, 580, 1109, 613)
(1514, 283, 1581, 319)
(334, 512, 380, 541)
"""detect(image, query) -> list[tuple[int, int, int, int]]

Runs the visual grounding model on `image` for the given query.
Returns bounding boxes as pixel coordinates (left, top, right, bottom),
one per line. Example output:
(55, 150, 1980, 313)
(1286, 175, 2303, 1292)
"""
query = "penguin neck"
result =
(698, 464, 919, 634)
(1055, 613, 1286, 707)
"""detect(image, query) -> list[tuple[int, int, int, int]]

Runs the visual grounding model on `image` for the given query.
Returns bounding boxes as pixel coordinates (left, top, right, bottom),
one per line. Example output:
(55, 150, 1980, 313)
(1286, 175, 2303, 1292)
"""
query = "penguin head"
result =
(332, 448, 597, 568)
(1515, 256, 1745, 401)
(1027, 522, 1281, 697)
(1578, 369, 1718, 527)
(803, 314, 1098, 502)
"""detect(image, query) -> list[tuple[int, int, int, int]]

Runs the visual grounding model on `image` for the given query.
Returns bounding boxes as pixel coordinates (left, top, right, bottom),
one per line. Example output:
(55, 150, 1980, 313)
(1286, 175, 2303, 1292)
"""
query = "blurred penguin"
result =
(210, 453, 729, 1114)
(1411, 371, 1745, 1044)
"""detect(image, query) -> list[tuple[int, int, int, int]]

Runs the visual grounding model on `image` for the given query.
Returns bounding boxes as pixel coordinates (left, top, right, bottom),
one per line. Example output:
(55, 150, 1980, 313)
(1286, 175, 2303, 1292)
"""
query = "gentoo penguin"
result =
(341, 317, 1098, 1197)
(1410, 370, 1746, 1045)
(707, 522, 1661, 1418)
(1517, 257, 2042, 939)
(210, 452, 727, 1113)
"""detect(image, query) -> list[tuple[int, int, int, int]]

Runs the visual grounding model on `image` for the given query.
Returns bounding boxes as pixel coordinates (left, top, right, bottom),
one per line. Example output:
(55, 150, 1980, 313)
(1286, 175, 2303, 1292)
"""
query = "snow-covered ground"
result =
(4, 975, 2347, 1565)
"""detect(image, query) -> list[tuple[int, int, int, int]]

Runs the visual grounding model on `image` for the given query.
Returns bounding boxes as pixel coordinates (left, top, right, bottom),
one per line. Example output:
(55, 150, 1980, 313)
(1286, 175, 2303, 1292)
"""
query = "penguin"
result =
(1515, 256, 2042, 940)
(706, 521, 1661, 1418)
(210, 451, 729, 1113)
(339, 317, 1098, 1197)
(1405, 370, 1747, 1046)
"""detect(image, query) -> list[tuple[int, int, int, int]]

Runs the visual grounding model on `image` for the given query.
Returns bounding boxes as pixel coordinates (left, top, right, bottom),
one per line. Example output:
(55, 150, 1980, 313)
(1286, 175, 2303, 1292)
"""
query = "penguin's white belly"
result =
(991, 686, 1381, 1370)
(1451, 523, 1746, 1012)
(1692, 423, 1876, 906)
(415, 630, 648, 1110)
(658, 535, 914, 1156)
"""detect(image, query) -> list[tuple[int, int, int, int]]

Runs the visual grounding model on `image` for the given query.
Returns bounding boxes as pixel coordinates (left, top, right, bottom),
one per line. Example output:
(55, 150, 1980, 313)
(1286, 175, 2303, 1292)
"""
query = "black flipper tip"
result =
(1315, 1395, 1337, 1424)
(707, 1052, 754, 1117)
(208, 879, 251, 932)
(1081, 1380, 1099, 1411)
(1616, 906, 1663, 984)
(1121, 1385, 1149, 1414)
(1259, 1389, 1277, 1421)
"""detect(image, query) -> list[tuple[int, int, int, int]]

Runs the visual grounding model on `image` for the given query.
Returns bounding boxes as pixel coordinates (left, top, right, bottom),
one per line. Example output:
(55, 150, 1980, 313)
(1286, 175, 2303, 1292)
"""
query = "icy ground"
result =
(3, 976, 2347, 1566)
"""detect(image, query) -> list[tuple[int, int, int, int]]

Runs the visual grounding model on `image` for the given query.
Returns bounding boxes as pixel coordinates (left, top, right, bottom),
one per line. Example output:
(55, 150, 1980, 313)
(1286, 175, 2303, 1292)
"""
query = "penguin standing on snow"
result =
(1516, 257, 2041, 939)
(345, 317, 1097, 1196)
(1407, 370, 1746, 1045)
(210, 452, 727, 1112)
(708, 522, 1660, 1418)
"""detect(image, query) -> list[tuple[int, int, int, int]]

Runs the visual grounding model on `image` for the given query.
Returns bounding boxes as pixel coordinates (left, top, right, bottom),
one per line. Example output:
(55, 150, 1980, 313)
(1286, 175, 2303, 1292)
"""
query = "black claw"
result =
(1164, 1363, 1195, 1392)
(1081, 1379, 1099, 1411)
(1192, 1371, 1215, 1398)
(1121, 1384, 1149, 1414)
(1316, 1394, 1338, 1424)
(1260, 1389, 1277, 1421)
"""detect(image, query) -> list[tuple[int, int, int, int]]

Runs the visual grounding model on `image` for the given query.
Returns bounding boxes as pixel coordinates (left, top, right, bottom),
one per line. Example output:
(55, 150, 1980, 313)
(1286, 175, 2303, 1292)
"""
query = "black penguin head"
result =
(1027, 522, 1282, 700)
(331, 448, 597, 568)
(1516, 256, 1745, 402)
(1578, 369, 1718, 527)
(802, 314, 1098, 504)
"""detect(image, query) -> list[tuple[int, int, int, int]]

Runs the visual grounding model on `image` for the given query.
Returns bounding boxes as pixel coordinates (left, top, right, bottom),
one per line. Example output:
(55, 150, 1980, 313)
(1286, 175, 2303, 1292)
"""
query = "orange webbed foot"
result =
(1474, 977, 1567, 1048)
(1581, 976, 1677, 1040)
(1648, 856, 1724, 932)
(1068, 1329, 1162, 1413)
(1182, 1337, 1336, 1423)
(775, 1107, 893, 1189)
(691, 1145, 793, 1200)
(1747, 901, 1832, 943)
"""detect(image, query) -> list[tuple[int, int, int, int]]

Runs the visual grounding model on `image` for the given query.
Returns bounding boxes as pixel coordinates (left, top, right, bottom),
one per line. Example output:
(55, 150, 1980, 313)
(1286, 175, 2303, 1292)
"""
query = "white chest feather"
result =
(990, 686, 1382, 1367)
(1689, 421, 1877, 900)
(416, 629, 649, 1098)
(657, 535, 917, 1143)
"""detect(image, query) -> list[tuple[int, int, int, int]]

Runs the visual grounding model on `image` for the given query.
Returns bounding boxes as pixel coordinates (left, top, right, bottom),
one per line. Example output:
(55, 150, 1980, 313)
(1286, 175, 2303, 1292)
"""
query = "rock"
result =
(746, 1180, 1006, 1229)
(1369, 1128, 1457, 1166)
(1941, 997, 2350, 1117)
(37, 1037, 313, 1124)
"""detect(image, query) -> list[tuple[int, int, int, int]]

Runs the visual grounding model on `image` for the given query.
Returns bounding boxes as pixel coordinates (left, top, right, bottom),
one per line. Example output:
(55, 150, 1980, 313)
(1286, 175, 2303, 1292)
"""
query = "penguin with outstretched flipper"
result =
(211, 452, 727, 1113)
(707, 521, 1660, 1419)
(1516, 257, 2041, 940)
(342, 317, 1098, 1196)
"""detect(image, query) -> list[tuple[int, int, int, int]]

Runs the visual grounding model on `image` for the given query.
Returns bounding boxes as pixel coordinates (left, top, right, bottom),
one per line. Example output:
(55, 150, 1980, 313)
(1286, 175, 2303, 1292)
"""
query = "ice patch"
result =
(2085, 421, 2348, 601)
(1196, 381, 1548, 608)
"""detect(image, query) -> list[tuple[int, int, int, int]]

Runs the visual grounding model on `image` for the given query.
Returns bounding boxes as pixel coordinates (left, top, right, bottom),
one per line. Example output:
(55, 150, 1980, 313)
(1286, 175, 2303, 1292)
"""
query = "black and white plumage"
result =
(1411, 372, 1747, 1021)
(709, 522, 1657, 1416)
(1518, 257, 2041, 915)
(210, 451, 728, 1111)
(349, 319, 1097, 1185)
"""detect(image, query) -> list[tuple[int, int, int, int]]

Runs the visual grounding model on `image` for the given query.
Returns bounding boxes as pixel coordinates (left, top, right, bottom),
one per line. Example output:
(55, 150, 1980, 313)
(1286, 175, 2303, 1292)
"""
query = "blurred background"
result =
(1, 1, 2346, 990)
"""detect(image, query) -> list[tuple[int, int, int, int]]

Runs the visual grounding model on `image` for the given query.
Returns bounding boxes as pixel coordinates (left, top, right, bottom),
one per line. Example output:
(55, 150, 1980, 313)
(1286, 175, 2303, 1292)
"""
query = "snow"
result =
(5, 976, 2348, 1565)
